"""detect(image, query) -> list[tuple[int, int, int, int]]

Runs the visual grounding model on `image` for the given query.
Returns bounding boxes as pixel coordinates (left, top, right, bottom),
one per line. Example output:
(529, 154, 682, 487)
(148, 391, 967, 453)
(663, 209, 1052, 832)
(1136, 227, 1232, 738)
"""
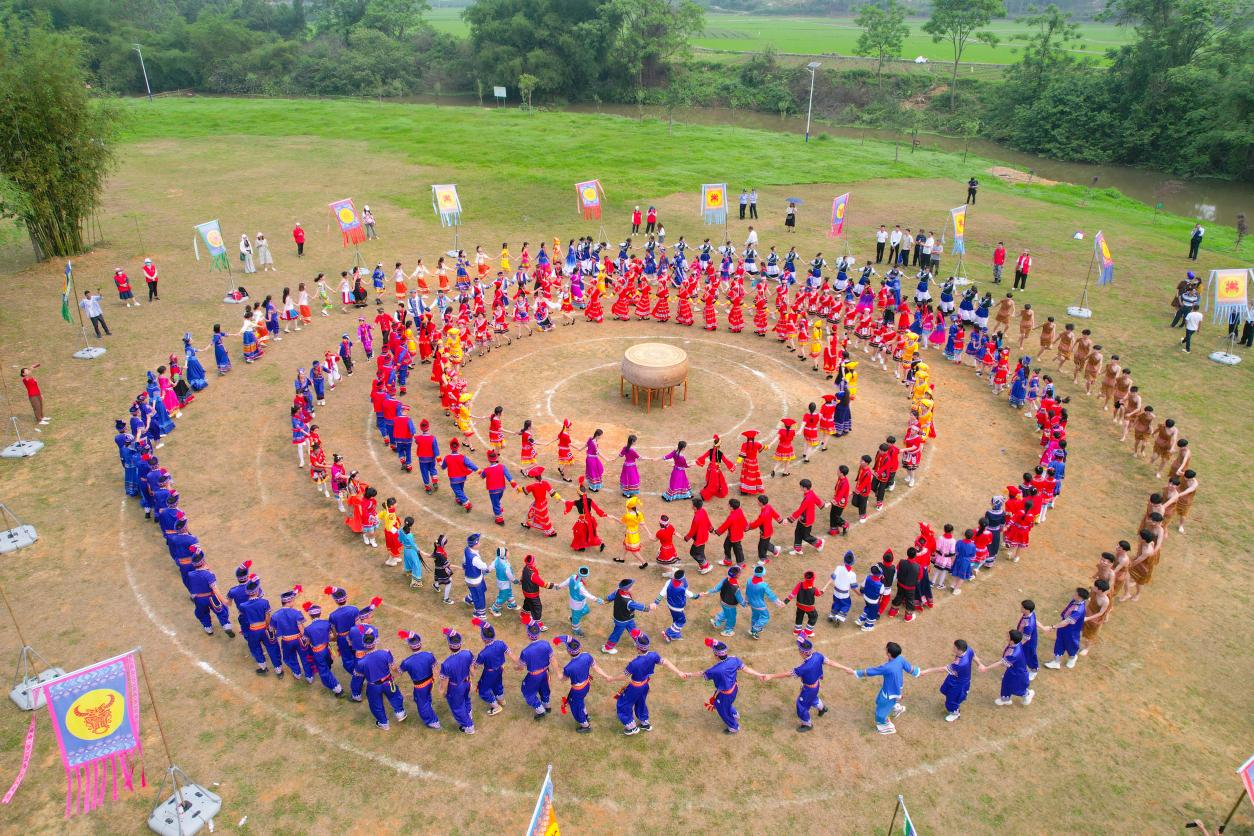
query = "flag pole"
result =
(67, 263, 106, 360)
(886, 794, 902, 835)
(1, 578, 64, 710)
(1069, 251, 1097, 319)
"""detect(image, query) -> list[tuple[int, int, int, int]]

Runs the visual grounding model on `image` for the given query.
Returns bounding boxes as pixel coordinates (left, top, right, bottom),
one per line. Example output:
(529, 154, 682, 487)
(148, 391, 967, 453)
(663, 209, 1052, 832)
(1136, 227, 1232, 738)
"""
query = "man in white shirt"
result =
(922, 234, 935, 269)
(79, 290, 111, 337)
(875, 226, 888, 263)
(825, 551, 858, 624)
(1181, 306, 1203, 352)
(744, 227, 758, 249)
(888, 226, 903, 264)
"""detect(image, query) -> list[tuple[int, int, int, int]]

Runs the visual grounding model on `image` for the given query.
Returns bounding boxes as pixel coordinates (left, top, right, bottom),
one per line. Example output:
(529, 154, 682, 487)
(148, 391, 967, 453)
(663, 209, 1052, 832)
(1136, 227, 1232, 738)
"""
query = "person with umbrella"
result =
(784, 198, 801, 233)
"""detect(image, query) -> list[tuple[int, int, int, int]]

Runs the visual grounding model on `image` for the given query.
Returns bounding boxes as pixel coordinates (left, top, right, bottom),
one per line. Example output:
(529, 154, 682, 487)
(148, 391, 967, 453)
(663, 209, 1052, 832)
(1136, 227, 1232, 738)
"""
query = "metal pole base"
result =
(1209, 351, 1242, 365)
(10, 645, 62, 711)
(73, 346, 107, 359)
(1, 440, 43, 458)
(1066, 306, 1093, 319)
(148, 766, 221, 836)
(0, 524, 39, 553)
(221, 296, 246, 305)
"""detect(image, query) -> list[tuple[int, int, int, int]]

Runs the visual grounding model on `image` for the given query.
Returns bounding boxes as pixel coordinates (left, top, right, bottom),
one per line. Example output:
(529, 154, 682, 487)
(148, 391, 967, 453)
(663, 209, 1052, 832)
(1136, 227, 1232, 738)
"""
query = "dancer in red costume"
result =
(695, 435, 735, 501)
(634, 277, 652, 320)
(727, 277, 745, 333)
(651, 279, 671, 323)
(564, 477, 608, 552)
(519, 465, 561, 537)
(752, 282, 769, 336)
(675, 280, 694, 326)
(585, 283, 604, 323)
(702, 282, 719, 331)
(769, 417, 798, 478)
(736, 430, 766, 495)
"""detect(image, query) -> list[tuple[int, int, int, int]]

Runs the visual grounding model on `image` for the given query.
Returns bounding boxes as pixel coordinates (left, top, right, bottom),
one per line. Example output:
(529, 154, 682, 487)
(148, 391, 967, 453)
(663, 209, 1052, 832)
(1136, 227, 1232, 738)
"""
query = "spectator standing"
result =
(784, 202, 797, 233)
(631, 206, 642, 235)
(256, 232, 276, 271)
(1180, 306, 1202, 352)
(1187, 223, 1204, 261)
(292, 222, 305, 257)
(113, 268, 137, 307)
(748, 189, 758, 219)
(645, 206, 657, 235)
(19, 365, 49, 427)
(745, 227, 758, 250)
(363, 206, 378, 240)
(80, 290, 111, 337)
(888, 226, 903, 263)
(141, 258, 160, 301)
(967, 177, 979, 204)
(875, 226, 888, 263)
(240, 234, 256, 274)
(1170, 273, 1200, 328)
(992, 241, 1007, 283)
(1013, 249, 1032, 290)
(738, 190, 748, 220)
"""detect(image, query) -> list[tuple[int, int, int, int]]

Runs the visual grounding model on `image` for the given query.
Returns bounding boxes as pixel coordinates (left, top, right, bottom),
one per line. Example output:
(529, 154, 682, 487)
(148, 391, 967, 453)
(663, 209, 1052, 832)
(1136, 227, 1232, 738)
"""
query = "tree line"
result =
(1, 0, 1250, 186)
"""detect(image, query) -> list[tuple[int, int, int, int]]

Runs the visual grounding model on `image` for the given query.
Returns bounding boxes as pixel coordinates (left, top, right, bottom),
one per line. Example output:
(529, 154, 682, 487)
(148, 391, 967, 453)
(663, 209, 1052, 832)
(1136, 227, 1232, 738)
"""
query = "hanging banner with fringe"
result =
(329, 199, 366, 247)
(1206, 267, 1252, 323)
(575, 180, 603, 220)
(193, 220, 230, 271)
(525, 765, 561, 836)
(1094, 230, 1114, 285)
(950, 206, 967, 255)
(432, 184, 462, 227)
(41, 650, 145, 817)
(701, 183, 727, 225)
(829, 192, 850, 238)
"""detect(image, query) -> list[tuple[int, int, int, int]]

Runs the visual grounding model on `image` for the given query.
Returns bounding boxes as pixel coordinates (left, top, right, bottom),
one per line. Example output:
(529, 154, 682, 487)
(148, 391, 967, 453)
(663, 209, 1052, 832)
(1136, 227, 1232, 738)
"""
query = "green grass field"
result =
(424, 8, 1133, 65)
(1, 97, 1251, 833)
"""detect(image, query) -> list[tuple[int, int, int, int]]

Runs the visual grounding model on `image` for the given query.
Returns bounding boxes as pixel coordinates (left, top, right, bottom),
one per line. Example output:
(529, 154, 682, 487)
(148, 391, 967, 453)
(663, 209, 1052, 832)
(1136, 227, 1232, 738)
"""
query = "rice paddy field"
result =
(424, 8, 1134, 65)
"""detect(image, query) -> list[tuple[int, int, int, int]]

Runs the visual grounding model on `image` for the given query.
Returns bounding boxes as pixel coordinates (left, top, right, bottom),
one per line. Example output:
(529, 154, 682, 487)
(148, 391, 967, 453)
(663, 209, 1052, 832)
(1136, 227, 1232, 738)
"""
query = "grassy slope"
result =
(424, 8, 1132, 64)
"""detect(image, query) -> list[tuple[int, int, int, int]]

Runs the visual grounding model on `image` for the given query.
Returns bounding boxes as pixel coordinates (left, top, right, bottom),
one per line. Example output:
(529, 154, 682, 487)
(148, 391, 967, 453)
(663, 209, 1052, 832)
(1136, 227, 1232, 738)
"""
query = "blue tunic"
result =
(939, 648, 974, 710)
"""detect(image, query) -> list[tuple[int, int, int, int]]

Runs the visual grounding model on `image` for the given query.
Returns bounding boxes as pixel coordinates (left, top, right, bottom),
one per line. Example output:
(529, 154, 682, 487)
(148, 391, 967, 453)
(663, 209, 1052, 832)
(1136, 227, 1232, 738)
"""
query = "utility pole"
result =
(133, 44, 152, 102)
(804, 61, 821, 143)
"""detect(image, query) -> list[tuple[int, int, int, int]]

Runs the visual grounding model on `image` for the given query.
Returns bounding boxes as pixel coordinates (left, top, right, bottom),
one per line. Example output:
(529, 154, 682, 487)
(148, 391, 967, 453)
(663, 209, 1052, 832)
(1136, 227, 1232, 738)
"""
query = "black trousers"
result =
(90, 314, 111, 337)
(756, 537, 776, 561)
(1013, 271, 1028, 290)
(793, 521, 819, 549)
(912, 246, 922, 266)
(829, 504, 847, 532)
(1241, 321, 1254, 347)
(147, 281, 158, 301)
(1170, 306, 1189, 328)
(967, 188, 977, 204)
(794, 608, 818, 629)
(689, 542, 707, 567)
(1182, 329, 1196, 351)
(296, 242, 304, 256)
(723, 538, 744, 565)
(739, 205, 746, 219)
(889, 244, 900, 263)
(876, 242, 885, 263)
(645, 221, 656, 234)
(522, 596, 543, 623)
(1188, 238, 1201, 260)
(872, 478, 888, 505)
(851, 493, 869, 517)
(749, 204, 758, 219)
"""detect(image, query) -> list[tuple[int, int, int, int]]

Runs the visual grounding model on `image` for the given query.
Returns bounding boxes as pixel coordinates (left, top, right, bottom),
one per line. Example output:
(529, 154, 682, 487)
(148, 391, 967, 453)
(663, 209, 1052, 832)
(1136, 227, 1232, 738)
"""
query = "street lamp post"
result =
(132, 44, 152, 102)
(804, 61, 821, 143)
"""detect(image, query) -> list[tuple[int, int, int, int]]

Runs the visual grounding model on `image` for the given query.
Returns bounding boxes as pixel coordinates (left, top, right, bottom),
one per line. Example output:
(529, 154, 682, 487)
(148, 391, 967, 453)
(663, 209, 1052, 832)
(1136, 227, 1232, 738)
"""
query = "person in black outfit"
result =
(966, 177, 978, 204)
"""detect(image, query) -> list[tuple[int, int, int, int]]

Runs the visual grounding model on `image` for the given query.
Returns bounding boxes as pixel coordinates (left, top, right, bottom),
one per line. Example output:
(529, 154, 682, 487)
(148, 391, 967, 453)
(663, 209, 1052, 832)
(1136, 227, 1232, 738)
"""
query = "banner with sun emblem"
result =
(1206, 267, 1252, 324)
(432, 184, 462, 227)
(575, 180, 603, 220)
(329, 198, 367, 246)
(950, 206, 967, 255)
(701, 183, 728, 225)
(42, 651, 144, 817)
(526, 766, 561, 836)
(193, 220, 230, 271)
(829, 192, 850, 238)
(1094, 230, 1114, 285)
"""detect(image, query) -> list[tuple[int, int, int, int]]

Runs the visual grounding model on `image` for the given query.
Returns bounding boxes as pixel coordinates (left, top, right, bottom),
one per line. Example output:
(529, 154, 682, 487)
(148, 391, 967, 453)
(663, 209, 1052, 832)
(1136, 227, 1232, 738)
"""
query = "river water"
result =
(396, 94, 1250, 222)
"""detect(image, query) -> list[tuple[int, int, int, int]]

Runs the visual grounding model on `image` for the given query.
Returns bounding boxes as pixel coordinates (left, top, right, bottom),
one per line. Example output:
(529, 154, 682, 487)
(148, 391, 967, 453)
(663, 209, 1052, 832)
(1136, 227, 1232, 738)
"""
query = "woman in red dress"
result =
(769, 417, 798, 478)
(752, 282, 769, 336)
(553, 418, 575, 483)
(676, 280, 694, 326)
(651, 279, 671, 323)
(518, 419, 538, 467)
(727, 277, 745, 333)
(519, 466, 560, 537)
(634, 277, 652, 320)
(564, 478, 607, 551)
(584, 283, 604, 323)
(611, 275, 634, 321)
(487, 405, 505, 451)
(702, 282, 719, 331)
(736, 430, 765, 495)
(695, 435, 735, 501)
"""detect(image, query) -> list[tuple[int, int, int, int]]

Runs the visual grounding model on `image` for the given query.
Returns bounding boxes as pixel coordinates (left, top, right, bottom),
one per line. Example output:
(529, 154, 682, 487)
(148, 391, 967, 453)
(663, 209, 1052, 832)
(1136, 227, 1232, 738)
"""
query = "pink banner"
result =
(2, 714, 38, 804)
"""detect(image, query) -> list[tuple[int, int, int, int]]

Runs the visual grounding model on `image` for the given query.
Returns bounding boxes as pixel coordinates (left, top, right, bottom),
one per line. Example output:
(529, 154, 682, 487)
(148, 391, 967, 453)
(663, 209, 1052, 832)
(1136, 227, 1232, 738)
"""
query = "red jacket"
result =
(993, 246, 1006, 266)
(1016, 254, 1032, 274)
(748, 504, 781, 538)
(685, 507, 713, 546)
(789, 490, 824, 526)
(831, 475, 850, 507)
(716, 507, 748, 543)
(854, 465, 874, 496)
(293, 226, 305, 244)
